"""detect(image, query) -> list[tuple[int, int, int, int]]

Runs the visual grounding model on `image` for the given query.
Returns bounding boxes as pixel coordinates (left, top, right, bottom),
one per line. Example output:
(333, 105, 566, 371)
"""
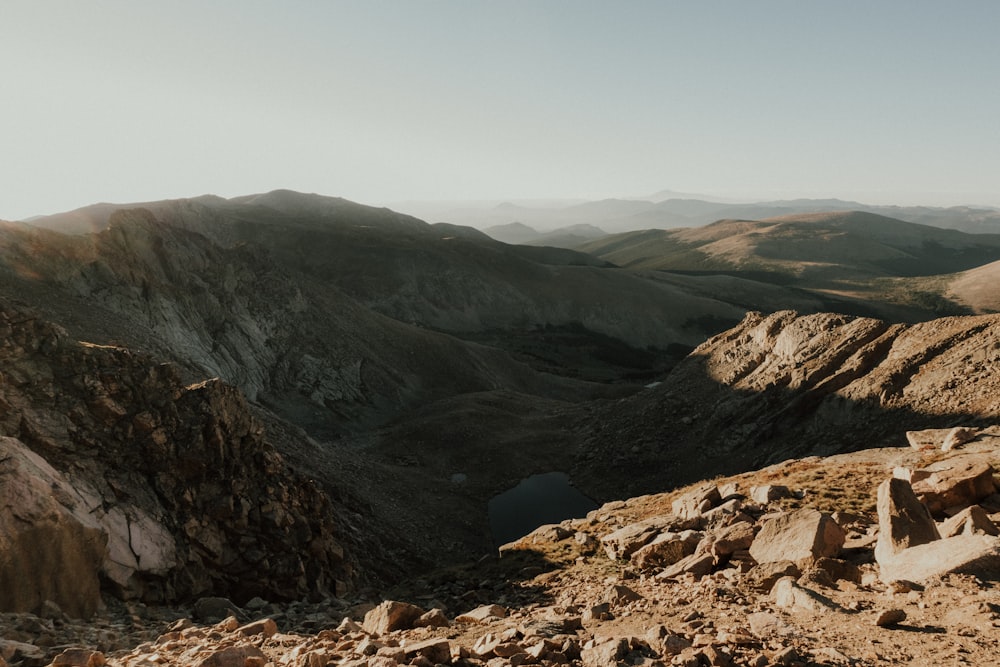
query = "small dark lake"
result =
(487, 471, 598, 547)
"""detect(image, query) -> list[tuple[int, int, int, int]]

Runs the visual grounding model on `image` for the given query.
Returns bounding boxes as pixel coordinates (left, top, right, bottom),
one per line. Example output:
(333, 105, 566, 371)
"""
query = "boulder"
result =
(875, 609, 907, 627)
(939, 505, 999, 538)
(906, 428, 953, 451)
(603, 584, 642, 607)
(656, 552, 715, 580)
(749, 485, 791, 504)
(874, 478, 940, 567)
(877, 534, 1000, 583)
(363, 600, 426, 634)
(744, 561, 802, 593)
(580, 638, 629, 667)
(911, 457, 997, 516)
(455, 604, 508, 624)
(672, 485, 721, 521)
(600, 521, 664, 560)
(630, 531, 700, 569)
(413, 608, 450, 628)
(402, 638, 451, 664)
(193, 597, 242, 623)
(236, 618, 278, 638)
(0, 437, 106, 619)
(711, 522, 757, 559)
(196, 645, 266, 667)
(748, 508, 845, 568)
(771, 577, 841, 613)
(49, 648, 106, 667)
(942, 427, 979, 452)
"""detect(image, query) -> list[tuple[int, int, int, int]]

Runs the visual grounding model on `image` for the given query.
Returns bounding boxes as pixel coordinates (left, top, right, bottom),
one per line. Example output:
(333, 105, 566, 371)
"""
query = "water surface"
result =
(487, 471, 598, 547)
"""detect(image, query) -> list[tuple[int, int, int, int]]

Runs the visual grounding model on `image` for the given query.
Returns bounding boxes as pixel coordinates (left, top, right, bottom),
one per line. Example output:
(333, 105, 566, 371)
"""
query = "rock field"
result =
(3, 428, 998, 667)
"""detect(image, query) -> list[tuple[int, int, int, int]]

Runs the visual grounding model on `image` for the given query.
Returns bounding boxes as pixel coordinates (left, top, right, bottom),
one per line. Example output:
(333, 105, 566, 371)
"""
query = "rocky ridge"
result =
(0, 300, 354, 615)
(575, 309, 1000, 501)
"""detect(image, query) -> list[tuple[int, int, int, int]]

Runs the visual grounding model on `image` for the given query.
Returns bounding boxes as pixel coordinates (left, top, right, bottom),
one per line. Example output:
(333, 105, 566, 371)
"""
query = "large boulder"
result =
(600, 520, 665, 560)
(749, 508, 845, 569)
(939, 505, 999, 538)
(630, 531, 700, 570)
(910, 456, 997, 517)
(363, 600, 426, 634)
(873, 477, 940, 566)
(0, 437, 106, 619)
(877, 534, 1000, 583)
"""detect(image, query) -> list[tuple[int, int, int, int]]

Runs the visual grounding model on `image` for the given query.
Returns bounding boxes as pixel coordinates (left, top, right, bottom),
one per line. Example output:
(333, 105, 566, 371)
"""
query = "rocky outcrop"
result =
(579, 309, 1000, 501)
(0, 437, 106, 619)
(0, 301, 353, 609)
(873, 477, 941, 563)
(874, 464, 1000, 583)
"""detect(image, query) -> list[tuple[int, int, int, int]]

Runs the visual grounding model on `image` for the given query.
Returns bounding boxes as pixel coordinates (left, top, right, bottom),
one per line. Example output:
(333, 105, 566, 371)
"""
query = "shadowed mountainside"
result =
(572, 309, 1000, 500)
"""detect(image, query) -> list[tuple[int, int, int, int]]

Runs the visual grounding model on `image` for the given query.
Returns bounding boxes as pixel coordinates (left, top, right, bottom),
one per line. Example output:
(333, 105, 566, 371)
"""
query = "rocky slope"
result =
(0, 300, 354, 616)
(573, 310, 1000, 501)
(576, 211, 1000, 293)
(4, 427, 998, 667)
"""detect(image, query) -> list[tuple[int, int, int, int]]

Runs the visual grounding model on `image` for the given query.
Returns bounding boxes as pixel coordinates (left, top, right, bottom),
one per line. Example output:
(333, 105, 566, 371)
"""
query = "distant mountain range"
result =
(396, 195, 1000, 237)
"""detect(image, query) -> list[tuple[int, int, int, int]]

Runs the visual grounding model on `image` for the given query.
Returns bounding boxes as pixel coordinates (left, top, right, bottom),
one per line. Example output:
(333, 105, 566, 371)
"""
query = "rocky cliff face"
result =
(0, 300, 353, 616)
(576, 310, 1000, 500)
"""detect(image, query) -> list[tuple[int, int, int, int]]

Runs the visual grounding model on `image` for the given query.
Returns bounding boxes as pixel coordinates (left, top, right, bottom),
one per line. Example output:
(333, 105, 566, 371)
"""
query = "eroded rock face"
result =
(0, 301, 353, 606)
(579, 309, 1000, 502)
(0, 437, 106, 618)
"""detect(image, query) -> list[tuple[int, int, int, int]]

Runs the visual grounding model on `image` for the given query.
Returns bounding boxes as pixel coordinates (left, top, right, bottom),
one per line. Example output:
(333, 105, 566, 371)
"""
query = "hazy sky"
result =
(2, 1, 999, 219)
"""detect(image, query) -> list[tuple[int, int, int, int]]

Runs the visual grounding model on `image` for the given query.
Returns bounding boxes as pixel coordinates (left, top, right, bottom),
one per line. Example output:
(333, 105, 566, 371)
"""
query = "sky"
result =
(2, 1, 999, 220)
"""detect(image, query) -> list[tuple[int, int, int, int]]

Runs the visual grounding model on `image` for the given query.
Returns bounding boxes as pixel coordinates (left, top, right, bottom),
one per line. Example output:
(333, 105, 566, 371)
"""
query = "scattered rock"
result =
(939, 505, 1000, 538)
(455, 604, 508, 624)
(749, 484, 791, 504)
(413, 608, 450, 628)
(771, 576, 842, 613)
(630, 531, 700, 569)
(193, 597, 242, 624)
(49, 648, 106, 667)
(875, 609, 907, 627)
(363, 600, 426, 634)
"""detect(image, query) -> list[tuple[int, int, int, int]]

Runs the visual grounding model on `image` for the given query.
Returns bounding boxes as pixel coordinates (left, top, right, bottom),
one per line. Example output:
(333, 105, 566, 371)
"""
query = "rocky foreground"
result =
(3, 429, 999, 667)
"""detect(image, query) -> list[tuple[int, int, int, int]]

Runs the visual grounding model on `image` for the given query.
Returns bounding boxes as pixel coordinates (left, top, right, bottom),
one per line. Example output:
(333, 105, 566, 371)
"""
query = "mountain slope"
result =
(577, 211, 1000, 286)
(947, 259, 1000, 313)
(19, 191, 794, 363)
(573, 309, 1000, 500)
(1, 210, 608, 438)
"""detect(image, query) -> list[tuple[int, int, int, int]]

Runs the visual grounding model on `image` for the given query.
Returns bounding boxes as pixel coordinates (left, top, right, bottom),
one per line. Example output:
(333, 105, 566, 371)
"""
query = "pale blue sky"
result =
(2, 1, 999, 220)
